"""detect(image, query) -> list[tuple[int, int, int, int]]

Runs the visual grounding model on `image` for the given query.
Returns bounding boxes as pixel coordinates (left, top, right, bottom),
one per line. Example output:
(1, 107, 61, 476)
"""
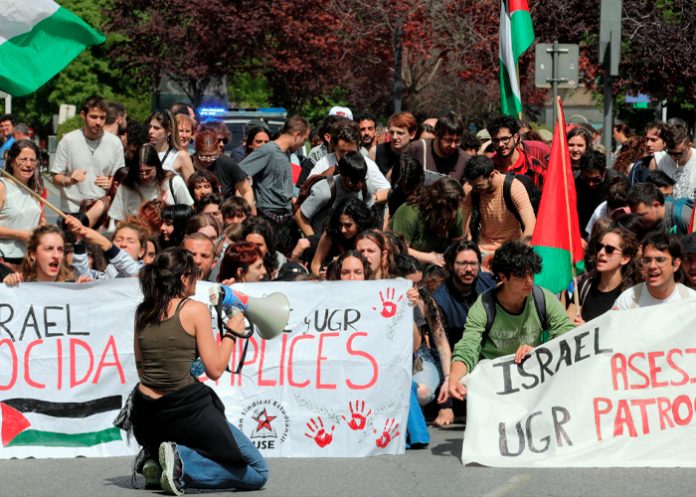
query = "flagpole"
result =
(554, 96, 580, 313)
(0, 168, 68, 220)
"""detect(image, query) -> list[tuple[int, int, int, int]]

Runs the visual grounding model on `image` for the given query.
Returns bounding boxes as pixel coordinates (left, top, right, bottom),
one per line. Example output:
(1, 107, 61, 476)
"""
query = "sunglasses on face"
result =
(597, 243, 621, 255)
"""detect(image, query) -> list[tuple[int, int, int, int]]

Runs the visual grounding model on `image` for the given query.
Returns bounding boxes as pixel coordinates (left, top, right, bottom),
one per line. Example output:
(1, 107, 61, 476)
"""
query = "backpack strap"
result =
(168, 174, 178, 204)
(479, 288, 497, 349)
(327, 175, 336, 207)
(502, 174, 523, 227)
(531, 285, 548, 341)
(420, 139, 427, 169)
(469, 191, 481, 242)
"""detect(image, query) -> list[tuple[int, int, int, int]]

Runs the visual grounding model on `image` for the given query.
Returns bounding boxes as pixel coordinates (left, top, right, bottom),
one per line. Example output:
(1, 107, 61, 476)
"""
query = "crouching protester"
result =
(447, 241, 574, 400)
(116, 247, 268, 495)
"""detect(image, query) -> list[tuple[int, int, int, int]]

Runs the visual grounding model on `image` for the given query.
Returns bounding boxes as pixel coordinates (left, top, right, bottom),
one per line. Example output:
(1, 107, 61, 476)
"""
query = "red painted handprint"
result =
(342, 400, 372, 431)
(304, 416, 335, 448)
(372, 287, 403, 318)
(374, 418, 400, 448)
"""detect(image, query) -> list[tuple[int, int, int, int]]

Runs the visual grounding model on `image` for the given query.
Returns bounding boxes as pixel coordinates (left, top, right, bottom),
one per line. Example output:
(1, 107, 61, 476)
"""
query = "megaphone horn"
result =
(245, 292, 290, 340)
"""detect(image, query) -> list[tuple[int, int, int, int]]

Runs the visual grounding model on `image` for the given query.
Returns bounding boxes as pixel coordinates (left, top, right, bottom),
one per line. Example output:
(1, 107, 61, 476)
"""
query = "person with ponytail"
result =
(128, 247, 268, 495)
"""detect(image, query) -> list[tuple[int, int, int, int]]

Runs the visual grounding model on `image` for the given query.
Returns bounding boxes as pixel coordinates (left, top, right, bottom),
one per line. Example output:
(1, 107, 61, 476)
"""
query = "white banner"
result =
(0, 278, 413, 459)
(462, 298, 696, 467)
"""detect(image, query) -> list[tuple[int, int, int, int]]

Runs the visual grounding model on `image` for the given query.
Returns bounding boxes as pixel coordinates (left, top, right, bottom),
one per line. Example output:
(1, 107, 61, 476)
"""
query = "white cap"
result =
(329, 106, 353, 120)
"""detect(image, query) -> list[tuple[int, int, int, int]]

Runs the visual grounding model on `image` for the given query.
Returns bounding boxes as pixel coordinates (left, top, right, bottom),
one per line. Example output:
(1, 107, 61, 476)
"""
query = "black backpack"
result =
(469, 173, 541, 242)
(479, 285, 549, 349)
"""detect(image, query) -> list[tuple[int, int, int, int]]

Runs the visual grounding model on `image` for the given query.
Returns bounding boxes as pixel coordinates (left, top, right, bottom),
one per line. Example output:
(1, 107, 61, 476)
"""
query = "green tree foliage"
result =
(8, 0, 150, 135)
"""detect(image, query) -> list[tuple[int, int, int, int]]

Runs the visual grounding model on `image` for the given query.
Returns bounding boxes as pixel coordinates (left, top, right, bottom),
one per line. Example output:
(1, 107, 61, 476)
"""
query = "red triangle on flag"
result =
(1, 402, 31, 447)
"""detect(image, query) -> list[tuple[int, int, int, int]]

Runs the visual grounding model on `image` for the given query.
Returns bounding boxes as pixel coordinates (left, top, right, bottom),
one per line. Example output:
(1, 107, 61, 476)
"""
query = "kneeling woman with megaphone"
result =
(129, 247, 268, 496)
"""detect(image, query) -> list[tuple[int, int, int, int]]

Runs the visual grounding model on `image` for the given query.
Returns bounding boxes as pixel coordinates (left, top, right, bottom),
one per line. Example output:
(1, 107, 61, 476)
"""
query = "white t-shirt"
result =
(50, 129, 125, 211)
(108, 175, 194, 222)
(656, 149, 696, 200)
(309, 153, 390, 194)
(613, 282, 696, 310)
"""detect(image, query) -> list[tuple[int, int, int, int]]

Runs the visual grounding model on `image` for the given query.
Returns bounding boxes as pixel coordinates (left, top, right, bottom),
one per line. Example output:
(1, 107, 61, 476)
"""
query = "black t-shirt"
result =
(375, 143, 401, 176)
(582, 282, 622, 322)
(204, 155, 247, 199)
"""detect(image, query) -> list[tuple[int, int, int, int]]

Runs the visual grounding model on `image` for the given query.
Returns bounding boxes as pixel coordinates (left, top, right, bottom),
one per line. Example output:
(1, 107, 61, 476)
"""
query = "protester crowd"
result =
(2, 97, 696, 493)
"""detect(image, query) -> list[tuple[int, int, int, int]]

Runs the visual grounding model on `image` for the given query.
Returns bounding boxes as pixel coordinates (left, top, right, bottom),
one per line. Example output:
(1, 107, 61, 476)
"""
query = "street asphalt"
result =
(3, 423, 696, 497)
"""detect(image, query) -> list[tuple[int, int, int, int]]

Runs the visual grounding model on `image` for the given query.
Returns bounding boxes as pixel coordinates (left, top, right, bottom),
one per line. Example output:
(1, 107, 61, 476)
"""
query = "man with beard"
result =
(357, 114, 378, 155)
(431, 241, 495, 426)
(614, 232, 696, 309)
(434, 241, 496, 350)
(489, 115, 549, 189)
(406, 111, 471, 184)
(50, 95, 125, 213)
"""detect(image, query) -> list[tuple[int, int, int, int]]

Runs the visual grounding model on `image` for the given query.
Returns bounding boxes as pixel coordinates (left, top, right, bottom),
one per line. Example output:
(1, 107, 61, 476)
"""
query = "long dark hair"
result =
(122, 144, 166, 189)
(135, 247, 197, 331)
(325, 198, 374, 250)
(160, 204, 194, 248)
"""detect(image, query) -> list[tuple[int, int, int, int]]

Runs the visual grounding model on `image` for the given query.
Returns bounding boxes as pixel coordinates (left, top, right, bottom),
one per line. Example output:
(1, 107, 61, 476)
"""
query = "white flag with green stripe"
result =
(0, 1, 105, 96)
(499, 0, 535, 117)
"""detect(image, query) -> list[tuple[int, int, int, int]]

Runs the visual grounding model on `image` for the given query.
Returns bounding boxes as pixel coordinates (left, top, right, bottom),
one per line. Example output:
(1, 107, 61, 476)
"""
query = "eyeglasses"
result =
(16, 157, 38, 164)
(454, 260, 479, 268)
(197, 154, 218, 162)
(641, 256, 670, 266)
(597, 243, 622, 255)
(491, 135, 514, 145)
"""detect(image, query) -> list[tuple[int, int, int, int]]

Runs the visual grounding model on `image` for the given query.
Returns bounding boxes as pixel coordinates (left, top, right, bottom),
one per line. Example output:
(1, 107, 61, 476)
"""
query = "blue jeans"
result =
(412, 346, 443, 405)
(175, 422, 269, 490)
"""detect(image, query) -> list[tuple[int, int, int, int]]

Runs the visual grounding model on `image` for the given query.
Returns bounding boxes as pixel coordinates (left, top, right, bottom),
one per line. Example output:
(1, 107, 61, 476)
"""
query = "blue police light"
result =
(198, 106, 226, 118)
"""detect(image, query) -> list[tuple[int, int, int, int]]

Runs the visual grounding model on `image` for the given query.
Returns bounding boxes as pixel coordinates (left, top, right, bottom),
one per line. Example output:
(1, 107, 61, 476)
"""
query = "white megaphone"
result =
(209, 284, 290, 340)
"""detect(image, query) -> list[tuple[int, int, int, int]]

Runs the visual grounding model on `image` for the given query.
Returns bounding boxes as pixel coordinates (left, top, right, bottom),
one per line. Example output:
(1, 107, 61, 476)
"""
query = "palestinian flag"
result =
(1, 396, 122, 448)
(0, 1, 105, 96)
(531, 98, 584, 293)
(499, 0, 535, 117)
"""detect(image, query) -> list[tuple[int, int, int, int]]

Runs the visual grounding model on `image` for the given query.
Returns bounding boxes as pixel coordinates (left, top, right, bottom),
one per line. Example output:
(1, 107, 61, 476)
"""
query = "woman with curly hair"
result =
(613, 135, 647, 176)
(310, 198, 374, 276)
(187, 170, 222, 203)
(3, 225, 73, 285)
(389, 177, 464, 266)
(565, 225, 642, 324)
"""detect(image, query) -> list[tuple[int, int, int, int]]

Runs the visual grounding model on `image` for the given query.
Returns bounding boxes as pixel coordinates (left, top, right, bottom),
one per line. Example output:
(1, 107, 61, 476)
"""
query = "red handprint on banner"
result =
(372, 287, 403, 318)
(304, 416, 335, 448)
(374, 418, 400, 448)
(342, 400, 372, 431)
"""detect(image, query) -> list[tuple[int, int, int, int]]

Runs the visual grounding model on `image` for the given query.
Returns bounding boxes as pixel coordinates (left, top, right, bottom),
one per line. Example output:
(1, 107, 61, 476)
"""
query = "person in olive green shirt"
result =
(448, 241, 574, 400)
(389, 177, 464, 267)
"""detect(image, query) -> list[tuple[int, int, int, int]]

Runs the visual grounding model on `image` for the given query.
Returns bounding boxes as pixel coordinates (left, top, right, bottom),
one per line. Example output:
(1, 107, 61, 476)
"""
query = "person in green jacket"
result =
(448, 241, 574, 400)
